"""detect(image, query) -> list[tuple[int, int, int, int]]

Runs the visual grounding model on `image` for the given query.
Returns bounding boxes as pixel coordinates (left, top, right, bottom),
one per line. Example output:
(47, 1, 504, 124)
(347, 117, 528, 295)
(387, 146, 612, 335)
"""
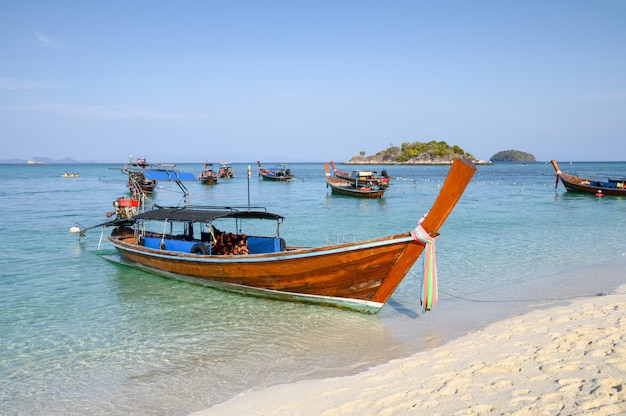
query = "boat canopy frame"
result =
(131, 205, 285, 238)
(133, 206, 284, 223)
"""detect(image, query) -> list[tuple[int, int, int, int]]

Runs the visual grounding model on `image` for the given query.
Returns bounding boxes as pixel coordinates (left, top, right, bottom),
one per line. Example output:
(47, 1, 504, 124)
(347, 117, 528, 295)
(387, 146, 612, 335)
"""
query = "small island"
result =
(345, 141, 491, 165)
(489, 150, 536, 163)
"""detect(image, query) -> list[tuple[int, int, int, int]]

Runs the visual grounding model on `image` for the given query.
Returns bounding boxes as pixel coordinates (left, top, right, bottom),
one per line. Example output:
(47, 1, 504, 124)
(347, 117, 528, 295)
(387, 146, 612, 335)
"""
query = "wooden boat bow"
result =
(372, 158, 476, 304)
(420, 158, 477, 233)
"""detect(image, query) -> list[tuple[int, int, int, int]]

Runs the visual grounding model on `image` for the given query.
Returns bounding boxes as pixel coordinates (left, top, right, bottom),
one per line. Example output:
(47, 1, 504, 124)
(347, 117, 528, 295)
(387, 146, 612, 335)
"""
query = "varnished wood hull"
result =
(108, 233, 419, 312)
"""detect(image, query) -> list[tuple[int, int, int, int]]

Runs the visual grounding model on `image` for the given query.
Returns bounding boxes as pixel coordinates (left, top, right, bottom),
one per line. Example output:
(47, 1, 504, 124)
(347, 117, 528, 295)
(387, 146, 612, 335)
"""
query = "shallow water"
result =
(1, 161, 625, 415)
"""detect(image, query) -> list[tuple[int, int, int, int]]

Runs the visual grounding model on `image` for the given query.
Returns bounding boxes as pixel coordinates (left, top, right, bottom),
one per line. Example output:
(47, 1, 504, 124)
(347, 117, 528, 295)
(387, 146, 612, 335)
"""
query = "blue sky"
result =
(1, 1, 625, 163)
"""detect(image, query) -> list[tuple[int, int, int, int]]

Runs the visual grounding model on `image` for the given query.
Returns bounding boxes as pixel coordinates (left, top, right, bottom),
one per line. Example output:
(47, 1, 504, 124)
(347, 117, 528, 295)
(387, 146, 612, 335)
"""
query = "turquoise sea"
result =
(1, 161, 625, 415)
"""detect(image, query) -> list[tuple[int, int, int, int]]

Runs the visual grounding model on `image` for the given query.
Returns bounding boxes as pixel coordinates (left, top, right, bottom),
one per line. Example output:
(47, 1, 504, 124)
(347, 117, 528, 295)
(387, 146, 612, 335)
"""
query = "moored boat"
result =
(324, 163, 386, 198)
(330, 161, 390, 188)
(122, 158, 194, 196)
(257, 161, 293, 181)
(218, 161, 234, 178)
(552, 160, 626, 196)
(62, 172, 80, 178)
(198, 160, 219, 184)
(73, 158, 476, 313)
(124, 156, 158, 194)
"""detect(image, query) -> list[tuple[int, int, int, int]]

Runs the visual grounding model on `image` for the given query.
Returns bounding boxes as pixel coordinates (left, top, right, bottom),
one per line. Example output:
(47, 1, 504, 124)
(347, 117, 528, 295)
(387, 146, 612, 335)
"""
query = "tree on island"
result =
(490, 150, 536, 162)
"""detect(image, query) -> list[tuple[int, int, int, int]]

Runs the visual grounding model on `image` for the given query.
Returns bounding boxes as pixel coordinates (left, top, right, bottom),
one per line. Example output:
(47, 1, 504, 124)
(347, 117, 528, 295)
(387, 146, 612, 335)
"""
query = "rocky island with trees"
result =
(489, 150, 536, 162)
(345, 141, 491, 165)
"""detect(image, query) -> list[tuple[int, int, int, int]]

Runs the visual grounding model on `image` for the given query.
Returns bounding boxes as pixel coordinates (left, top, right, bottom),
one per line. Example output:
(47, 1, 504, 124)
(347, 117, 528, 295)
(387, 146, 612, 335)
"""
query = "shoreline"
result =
(193, 285, 626, 415)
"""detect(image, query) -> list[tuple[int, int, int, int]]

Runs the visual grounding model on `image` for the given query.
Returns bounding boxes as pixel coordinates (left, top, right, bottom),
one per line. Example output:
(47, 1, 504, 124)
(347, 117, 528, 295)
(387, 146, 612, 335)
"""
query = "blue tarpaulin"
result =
(143, 170, 196, 181)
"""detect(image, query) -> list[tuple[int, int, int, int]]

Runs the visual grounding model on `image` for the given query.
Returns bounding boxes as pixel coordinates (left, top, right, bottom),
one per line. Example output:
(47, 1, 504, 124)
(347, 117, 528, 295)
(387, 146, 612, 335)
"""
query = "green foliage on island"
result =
(490, 150, 536, 162)
(396, 141, 474, 162)
(360, 140, 475, 163)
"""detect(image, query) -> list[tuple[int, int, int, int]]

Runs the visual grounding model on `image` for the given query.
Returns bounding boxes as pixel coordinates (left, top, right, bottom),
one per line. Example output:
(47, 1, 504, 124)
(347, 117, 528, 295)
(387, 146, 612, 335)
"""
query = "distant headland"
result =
(2, 157, 97, 164)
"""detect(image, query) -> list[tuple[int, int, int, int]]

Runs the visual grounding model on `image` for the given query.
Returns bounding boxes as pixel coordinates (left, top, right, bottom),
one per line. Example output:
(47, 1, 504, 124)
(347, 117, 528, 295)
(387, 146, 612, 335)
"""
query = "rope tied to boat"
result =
(411, 218, 438, 311)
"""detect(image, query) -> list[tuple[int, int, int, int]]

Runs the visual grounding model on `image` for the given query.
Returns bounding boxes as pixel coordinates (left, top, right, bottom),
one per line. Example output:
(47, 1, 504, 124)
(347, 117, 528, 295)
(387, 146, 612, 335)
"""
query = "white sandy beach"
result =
(193, 286, 626, 416)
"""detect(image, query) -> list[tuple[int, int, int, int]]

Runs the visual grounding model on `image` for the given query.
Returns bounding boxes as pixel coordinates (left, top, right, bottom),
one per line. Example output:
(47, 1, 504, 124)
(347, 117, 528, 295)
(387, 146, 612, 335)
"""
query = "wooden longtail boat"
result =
(121, 159, 195, 195)
(324, 163, 386, 198)
(330, 161, 390, 188)
(198, 160, 219, 184)
(218, 160, 234, 178)
(257, 161, 293, 181)
(552, 160, 626, 196)
(82, 158, 475, 313)
(123, 157, 157, 194)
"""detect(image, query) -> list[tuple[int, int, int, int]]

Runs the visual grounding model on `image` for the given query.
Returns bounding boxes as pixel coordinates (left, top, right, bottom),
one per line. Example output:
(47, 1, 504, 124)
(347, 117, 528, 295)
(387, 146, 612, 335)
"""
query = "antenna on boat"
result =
(247, 164, 251, 211)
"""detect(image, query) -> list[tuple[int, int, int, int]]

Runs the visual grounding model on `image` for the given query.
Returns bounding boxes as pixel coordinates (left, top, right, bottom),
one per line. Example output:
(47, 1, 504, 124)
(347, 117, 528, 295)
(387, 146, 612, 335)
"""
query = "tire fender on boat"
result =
(190, 243, 209, 255)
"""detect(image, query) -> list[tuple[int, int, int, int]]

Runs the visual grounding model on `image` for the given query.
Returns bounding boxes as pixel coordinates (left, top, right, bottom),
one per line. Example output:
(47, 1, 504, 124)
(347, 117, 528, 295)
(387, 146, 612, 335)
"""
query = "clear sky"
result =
(1, 1, 625, 163)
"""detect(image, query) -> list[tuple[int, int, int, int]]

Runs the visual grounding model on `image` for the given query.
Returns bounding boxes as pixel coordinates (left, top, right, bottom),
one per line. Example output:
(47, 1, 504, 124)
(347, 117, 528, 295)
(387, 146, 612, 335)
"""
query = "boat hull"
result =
(108, 233, 420, 312)
(199, 174, 218, 184)
(260, 174, 292, 181)
(328, 183, 385, 198)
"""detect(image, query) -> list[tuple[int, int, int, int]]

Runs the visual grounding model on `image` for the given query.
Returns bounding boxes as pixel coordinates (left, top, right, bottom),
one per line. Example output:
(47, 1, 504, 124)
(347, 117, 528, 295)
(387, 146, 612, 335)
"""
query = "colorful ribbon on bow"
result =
(411, 224, 438, 311)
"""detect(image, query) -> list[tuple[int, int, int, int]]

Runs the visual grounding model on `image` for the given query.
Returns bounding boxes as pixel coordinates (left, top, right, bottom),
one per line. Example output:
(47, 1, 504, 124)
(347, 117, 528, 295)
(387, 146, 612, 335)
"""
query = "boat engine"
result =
(112, 197, 139, 219)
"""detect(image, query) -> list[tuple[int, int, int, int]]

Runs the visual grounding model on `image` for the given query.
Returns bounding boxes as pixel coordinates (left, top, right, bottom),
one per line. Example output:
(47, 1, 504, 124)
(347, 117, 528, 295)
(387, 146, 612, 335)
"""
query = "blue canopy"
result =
(143, 170, 196, 181)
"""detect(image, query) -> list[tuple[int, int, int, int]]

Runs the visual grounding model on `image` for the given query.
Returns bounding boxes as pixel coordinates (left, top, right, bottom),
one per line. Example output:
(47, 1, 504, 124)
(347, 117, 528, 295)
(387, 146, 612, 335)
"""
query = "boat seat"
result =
(246, 237, 286, 254)
(142, 236, 198, 252)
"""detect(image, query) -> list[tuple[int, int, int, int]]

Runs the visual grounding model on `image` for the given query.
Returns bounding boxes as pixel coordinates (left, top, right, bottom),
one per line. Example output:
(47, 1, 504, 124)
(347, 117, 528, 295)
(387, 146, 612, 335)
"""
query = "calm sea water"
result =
(1, 161, 625, 415)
